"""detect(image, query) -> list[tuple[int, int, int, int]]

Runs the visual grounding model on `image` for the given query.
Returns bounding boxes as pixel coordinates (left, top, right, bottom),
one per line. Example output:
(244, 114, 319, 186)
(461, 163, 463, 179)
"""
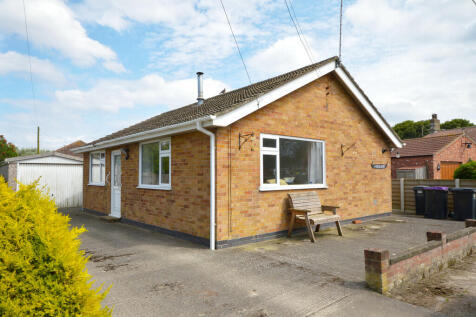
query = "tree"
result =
(0, 135, 18, 162)
(392, 120, 430, 139)
(440, 119, 474, 130)
(454, 160, 476, 179)
(17, 147, 49, 157)
(0, 179, 112, 316)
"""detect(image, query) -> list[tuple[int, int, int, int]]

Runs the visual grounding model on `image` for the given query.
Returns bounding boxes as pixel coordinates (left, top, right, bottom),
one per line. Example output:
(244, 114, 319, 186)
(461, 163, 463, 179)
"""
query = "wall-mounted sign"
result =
(371, 162, 388, 169)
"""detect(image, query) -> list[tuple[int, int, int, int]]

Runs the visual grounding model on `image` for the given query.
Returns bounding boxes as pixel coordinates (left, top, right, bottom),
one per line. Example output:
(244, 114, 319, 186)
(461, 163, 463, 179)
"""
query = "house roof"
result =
(74, 56, 402, 152)
(4, 151, 83, 164)
(56, 140, 86, 157)
(88, 57, 339, 145)
(391, 134, 462, 158)
(424, 125, 476, 142)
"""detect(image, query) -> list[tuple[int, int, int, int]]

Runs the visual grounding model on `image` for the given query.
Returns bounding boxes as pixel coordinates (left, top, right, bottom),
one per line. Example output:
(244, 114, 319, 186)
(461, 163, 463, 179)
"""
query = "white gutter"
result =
(72, 116, 214, 153)
(196, 120, 216, 250)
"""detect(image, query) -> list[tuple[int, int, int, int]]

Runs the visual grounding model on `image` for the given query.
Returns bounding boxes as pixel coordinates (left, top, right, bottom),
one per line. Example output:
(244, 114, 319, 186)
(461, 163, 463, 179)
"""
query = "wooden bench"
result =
(288, 191, 342, 242)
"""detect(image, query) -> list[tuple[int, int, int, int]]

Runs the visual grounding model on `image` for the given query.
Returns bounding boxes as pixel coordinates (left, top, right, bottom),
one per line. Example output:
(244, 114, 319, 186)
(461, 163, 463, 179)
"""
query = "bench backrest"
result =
(288, 191, 322, 215)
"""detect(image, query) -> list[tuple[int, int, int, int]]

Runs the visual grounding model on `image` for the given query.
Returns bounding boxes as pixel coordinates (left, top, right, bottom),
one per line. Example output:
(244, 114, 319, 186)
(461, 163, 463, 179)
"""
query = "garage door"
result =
(18, 163, 83, 208)
(440, 162, 461, 180)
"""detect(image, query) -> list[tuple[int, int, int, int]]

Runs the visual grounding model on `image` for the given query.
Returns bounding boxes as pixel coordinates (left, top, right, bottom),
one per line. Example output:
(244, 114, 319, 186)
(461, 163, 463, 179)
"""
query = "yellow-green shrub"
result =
(0, 177, 111, 316)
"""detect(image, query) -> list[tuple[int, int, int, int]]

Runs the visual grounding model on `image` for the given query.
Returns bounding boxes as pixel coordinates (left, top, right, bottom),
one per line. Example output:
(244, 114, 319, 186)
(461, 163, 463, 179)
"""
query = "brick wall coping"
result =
(389, 240, 442, 265)
(365, 220, 476, 294)
(389, 227, 476, 265)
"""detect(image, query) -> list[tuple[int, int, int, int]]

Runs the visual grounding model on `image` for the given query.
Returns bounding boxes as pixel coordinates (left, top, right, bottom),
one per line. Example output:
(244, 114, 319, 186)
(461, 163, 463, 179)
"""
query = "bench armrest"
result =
(289, 208, 311, 215)
(322, 205, 339, 215)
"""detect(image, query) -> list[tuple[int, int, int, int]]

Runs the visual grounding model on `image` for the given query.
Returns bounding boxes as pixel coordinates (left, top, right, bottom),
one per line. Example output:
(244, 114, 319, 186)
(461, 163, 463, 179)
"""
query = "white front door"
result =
(110, 151, 122, 218)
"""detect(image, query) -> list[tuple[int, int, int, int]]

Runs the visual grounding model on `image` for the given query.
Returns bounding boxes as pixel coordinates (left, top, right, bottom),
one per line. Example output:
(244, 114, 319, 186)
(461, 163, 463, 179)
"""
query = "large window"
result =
(139, 138, 171, 189)
(89, 151, 105, 185)
(260, 134, 325, 190)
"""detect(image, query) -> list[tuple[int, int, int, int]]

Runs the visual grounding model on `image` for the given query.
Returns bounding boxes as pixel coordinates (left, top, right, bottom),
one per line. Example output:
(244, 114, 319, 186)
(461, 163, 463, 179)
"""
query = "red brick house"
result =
(391, 125, 476, 179)
(73, 57, 402, 249)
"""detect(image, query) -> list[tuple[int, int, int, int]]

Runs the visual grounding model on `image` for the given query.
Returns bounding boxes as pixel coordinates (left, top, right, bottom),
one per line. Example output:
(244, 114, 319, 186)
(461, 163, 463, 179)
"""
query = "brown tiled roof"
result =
(391, 134, 462, 158)
(56, 140, 86, 157)
(88, 57, 339, 145)
(424, 126, 476, 142)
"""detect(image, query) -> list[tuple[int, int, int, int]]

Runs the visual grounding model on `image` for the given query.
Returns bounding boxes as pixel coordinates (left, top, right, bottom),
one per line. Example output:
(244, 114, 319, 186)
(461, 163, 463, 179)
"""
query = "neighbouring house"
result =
(56, 140, 86, 157)
(0, 151, 83, 207)
(73, 56, 402, 249)
(391, 115, 476, 179)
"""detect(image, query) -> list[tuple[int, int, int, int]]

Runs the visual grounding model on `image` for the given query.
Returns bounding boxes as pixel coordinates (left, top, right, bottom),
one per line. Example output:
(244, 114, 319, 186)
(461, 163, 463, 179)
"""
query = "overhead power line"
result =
(339, 0, 343, 61)
(288, 0, 315, 62)
(22, 0, 40, 152)
(219, 0, 252, 84)
(284, 0, 314, 65)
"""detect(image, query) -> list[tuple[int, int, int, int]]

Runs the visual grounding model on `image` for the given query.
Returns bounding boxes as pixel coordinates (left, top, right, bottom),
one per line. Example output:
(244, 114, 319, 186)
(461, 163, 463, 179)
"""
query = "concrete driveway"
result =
(66, 208, 464, 316)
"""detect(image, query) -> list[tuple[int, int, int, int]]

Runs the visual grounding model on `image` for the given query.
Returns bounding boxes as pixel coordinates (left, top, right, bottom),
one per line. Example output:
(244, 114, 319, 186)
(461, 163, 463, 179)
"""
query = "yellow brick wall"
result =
(83, 131, 211, 239)
(215, 73, 392, 241)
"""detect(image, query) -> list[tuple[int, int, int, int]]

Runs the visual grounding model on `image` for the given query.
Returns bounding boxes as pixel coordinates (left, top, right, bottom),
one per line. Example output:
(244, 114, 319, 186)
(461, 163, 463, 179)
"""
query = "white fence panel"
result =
(18, 163, 83, 208)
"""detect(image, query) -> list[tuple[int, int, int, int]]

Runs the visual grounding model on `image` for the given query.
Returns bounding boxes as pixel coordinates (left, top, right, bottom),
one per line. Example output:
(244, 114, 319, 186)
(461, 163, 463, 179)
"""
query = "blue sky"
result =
(0, 0, 475, 149)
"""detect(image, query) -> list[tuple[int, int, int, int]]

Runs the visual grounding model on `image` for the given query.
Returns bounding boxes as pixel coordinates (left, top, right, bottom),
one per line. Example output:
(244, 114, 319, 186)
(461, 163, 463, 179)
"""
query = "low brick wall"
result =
(365, 219, 476, 294)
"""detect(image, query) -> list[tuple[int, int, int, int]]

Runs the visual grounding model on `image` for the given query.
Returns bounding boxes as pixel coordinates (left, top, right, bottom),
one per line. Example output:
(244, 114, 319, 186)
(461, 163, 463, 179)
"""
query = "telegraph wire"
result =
(339, 0, 343, 61)
(22, 0, 40, 151)
(288, 0, 315, 62)
(219, 0, 252, 84)
(284, 0, 314, 65)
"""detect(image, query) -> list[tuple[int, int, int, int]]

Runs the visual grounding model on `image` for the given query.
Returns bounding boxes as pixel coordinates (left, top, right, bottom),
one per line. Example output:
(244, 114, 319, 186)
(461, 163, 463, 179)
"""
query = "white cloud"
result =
(0, 51, 64, 83)
(248, 36, 321, 80)
(74, 0, 278, 71)
(55, 74, 229, 112)
(0, 0, 125, 72)
(341, 0, 476, 125)
(1, 74, 229, 148)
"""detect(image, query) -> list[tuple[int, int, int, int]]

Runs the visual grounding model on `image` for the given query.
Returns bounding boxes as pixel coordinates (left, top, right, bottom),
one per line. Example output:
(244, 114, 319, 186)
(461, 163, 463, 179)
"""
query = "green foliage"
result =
(17, 148, 50, 157)
(393, 120, 430, 139)
(440, 119, 474, 130)
(454, 161, 476, 179)
(0, 135, 18, 163)
(0, 178, 111, 316)
(393, 118, 475, 140)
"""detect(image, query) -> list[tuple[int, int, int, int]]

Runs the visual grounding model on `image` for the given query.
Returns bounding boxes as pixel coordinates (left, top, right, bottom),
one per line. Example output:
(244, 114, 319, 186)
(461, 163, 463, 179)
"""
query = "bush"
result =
(0, 177, 111, 316)
(454, 160, 476, 179)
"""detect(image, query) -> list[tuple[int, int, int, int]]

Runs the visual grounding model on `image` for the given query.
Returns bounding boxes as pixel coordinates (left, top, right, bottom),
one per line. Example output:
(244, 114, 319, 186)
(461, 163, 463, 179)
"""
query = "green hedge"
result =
(0, 177, 111, 316)
(454, 160, 476, 180)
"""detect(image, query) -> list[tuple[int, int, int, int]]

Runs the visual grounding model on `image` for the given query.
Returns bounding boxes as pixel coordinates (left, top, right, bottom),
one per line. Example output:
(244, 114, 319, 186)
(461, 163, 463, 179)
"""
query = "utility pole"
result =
(37, 126, 40, 154)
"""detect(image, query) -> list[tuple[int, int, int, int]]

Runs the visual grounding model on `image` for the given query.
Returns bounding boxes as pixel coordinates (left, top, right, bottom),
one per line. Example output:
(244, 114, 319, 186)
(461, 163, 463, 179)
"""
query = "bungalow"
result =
(73, 56, 402, 249)
(391, 115, 476, 179)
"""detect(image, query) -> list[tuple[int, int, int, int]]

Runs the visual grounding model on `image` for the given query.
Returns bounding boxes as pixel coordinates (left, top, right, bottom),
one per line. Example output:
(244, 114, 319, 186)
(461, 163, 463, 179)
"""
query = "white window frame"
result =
(89, 150, 106, 186)
(137, 138, 171, 190)
(259, 134, 327, 191)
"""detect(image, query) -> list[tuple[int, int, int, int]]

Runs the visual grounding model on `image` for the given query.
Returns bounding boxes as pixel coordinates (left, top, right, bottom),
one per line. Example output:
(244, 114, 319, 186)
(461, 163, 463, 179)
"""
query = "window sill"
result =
(88, 183, 105, 187)
(259, 184, 328, 191)
(136, 185, 172, 191)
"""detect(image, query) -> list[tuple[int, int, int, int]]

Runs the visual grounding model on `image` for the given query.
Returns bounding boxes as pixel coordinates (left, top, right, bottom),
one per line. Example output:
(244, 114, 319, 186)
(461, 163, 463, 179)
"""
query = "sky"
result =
(0, 0, 475, 150)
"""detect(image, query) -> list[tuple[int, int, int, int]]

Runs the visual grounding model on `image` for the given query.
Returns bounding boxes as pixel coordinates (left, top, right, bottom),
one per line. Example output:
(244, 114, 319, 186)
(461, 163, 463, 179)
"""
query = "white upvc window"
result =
(260, 134, 326, 191)
(89, 151, 106, 186)
(138, 138, 171, 190)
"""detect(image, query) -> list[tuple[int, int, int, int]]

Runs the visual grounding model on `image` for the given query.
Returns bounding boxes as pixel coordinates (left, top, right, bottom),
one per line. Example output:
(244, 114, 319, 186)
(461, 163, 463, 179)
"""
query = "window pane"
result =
(161, 141, 170, 151)
(113, 155, 121, 186)
(90, 153, 101, 183)
(141, 143, 159, 185)
(161, 156, 170, 184)
(263, 138, 277, 148)
(280, 138, 323, 185)
(263, 154, 277, 184)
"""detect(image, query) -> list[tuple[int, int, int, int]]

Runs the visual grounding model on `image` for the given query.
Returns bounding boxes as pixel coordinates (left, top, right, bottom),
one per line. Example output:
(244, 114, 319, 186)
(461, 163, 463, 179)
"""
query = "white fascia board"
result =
(73, 117, 214, 153)
(334, 68, 403, 148)
(212, 61, 337, 127)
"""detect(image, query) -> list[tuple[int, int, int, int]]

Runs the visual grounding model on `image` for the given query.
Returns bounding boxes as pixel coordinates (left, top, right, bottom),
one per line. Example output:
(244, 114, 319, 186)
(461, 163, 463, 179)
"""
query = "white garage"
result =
(0, 152, 83, 208)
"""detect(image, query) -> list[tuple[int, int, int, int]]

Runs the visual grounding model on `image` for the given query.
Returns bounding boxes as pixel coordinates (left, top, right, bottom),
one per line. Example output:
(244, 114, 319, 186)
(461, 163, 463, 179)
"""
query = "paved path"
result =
(67, 209, 463, 316)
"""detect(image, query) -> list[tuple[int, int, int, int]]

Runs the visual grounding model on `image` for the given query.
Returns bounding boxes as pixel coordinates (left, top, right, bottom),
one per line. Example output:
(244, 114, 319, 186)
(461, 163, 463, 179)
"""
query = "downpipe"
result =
(196, 121, 216, 250)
